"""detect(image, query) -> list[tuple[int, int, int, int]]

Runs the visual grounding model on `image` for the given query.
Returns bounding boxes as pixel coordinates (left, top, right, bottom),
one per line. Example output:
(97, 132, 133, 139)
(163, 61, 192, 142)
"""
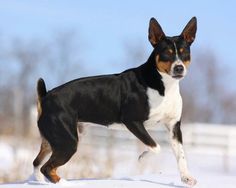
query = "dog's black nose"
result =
(174, 65, 184, 74)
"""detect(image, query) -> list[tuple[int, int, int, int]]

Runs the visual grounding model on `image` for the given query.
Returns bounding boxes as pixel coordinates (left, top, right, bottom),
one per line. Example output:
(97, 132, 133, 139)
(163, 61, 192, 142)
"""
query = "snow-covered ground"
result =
(1, 172, 236, 188)
(0, 144, 236, 188)
(1, 124, 236, 187)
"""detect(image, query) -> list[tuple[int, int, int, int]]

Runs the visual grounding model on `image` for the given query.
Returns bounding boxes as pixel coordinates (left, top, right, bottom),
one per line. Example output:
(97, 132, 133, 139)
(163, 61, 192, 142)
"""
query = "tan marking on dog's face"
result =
(179, 48, 184, 53)
(155, 55, 172, 74)
(168, 49, 174, 54)
(183, 60, 190, 68)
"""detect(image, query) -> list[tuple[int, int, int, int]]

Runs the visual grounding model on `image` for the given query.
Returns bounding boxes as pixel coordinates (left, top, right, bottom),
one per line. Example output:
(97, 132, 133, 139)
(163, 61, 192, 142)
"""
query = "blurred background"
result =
(0, 0, 236, 183)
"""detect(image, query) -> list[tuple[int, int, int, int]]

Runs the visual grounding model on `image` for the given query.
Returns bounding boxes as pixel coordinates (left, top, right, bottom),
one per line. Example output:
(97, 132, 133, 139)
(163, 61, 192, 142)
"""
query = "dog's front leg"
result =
(124, 121, 160, 152)
(166, 121, 197, 187)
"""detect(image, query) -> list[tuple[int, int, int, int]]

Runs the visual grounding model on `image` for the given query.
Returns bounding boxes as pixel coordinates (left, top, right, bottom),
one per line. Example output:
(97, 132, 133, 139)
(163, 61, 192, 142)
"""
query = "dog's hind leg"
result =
(124, 121, 161, 158)
(40, 141, 78, 183)
(32, 137, 51, 181)
(40, 123, 78, 183)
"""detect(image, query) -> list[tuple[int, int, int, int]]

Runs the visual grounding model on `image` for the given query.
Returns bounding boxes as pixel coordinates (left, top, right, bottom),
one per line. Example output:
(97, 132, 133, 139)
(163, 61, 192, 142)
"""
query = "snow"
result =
(0, 143, 14, 171)
(0, 172, 236, 188)
(1, 124, 236, 188)
(1, 148, 236, 188)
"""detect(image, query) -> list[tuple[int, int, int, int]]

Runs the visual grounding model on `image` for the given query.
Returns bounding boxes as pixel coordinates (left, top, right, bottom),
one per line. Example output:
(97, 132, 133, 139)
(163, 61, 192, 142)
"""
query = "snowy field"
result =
(0, 124, 236, 187)
(1, 168, 236, 188)
(0, 173, 234, 188)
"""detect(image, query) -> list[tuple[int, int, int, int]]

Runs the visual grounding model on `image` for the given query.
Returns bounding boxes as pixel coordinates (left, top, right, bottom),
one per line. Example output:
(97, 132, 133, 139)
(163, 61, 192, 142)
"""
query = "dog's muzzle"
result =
(172, 64, 185, 79)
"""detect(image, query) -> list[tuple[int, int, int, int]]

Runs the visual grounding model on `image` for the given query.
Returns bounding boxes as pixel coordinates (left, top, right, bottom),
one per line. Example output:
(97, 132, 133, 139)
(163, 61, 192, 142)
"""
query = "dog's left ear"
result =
(148, 17, 165, 47)
(181, 17, 197, 44)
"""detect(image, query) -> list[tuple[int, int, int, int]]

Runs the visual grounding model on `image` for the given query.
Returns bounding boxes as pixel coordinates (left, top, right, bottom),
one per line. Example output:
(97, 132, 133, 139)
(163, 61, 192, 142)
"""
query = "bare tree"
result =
(7, 39, 47, 135)
(0, 31, 84, 135)
(181, 50, 236, 124)
(45, 31, 83, 86)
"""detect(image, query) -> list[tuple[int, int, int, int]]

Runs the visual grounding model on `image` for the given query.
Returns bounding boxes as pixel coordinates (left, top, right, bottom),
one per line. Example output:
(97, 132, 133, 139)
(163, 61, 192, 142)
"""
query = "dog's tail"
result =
(37, 78, 47, 119)
(37, 78, 47, 101)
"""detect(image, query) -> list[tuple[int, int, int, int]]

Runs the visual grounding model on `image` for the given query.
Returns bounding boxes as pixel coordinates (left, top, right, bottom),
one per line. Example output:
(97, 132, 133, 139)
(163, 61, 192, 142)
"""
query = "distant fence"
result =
(184, 123, 236, 154)
(80, 123, 236, 172)
(184, 123, 236, 172)
(81, 123, 236, 152)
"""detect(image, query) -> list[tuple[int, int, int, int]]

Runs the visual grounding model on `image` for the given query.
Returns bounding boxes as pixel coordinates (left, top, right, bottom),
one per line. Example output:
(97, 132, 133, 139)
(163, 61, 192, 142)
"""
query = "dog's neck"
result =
(139, 58, 164, 96)
(159, 71, 180, 94)
(139, 51, 180, 96)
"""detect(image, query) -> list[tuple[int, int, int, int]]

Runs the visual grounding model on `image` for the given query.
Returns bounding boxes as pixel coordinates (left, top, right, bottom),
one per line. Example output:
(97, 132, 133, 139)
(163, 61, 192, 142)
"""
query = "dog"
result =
(33, 17, 197, 186)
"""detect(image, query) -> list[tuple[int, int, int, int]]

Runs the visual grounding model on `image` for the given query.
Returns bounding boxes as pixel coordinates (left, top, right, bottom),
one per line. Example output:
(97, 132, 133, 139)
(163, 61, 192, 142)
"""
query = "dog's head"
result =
(148, 17, 197, 79)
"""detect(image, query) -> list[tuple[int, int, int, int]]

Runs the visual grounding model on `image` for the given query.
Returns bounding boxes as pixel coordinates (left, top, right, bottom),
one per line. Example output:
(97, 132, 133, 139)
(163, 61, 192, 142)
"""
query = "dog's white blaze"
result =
(173, 42, 179, 57)
(144, 72, 182, 128)
(171, 42, 187, 77)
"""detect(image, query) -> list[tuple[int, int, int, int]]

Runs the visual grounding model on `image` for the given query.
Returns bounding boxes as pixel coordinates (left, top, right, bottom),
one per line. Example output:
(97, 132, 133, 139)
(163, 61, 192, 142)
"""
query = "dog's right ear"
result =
(148, 18, 165, 47)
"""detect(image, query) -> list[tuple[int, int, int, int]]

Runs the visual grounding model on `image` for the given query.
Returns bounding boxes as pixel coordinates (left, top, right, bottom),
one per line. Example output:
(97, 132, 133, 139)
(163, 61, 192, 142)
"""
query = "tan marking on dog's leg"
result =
(41, 160, 61, 183)
(49, 168, 60, 183)
(41, 144, 77, 183)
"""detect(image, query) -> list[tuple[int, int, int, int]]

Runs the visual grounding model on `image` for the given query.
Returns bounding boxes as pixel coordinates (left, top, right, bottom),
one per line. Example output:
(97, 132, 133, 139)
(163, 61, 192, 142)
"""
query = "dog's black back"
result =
(39, 53, 163, 130)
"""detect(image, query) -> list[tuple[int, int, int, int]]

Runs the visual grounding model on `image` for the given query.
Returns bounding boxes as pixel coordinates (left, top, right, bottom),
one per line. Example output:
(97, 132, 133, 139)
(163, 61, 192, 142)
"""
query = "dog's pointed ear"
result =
(148, 17, 165, 47)
(181, 17, 197, 44)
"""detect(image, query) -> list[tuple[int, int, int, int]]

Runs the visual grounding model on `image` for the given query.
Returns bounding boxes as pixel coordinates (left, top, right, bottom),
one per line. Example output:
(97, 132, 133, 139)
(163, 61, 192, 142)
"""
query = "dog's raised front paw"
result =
(181, 175, 197, 187)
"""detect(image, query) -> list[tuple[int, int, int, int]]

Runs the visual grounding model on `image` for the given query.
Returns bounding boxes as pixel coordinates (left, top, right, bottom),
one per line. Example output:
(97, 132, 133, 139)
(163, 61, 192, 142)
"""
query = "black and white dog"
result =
(33, 17, 197, 186)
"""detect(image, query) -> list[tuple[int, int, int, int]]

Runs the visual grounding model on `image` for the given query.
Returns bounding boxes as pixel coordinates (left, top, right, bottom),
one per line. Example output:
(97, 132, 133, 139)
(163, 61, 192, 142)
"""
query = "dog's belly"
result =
(108, 123, 127, 130)
(108, 122, 161, 130)
(78, 121, 127, 130)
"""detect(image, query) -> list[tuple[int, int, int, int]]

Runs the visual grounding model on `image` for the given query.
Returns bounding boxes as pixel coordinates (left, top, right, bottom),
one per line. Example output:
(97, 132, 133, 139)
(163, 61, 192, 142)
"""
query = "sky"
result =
(0, 0, 235, 77)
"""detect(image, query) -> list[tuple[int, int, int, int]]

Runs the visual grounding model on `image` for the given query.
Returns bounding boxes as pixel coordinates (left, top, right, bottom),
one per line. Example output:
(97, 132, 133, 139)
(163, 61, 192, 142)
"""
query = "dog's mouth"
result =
(172, 75, 184, 79)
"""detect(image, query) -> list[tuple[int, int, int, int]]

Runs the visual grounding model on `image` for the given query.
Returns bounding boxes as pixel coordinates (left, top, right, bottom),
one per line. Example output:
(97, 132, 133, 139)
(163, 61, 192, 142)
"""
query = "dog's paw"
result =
(31, 167, 46, 182)
(181, 175, 197, 187)
(138, 145, 161, 161)
(149, 145, 161, 154)
(138, 150, 149, 161)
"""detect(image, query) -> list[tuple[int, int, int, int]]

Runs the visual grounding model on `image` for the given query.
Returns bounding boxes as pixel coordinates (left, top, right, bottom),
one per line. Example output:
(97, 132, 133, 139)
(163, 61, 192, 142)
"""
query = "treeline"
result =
(0, 32, 236, 136)
(0, 31, 83, 135)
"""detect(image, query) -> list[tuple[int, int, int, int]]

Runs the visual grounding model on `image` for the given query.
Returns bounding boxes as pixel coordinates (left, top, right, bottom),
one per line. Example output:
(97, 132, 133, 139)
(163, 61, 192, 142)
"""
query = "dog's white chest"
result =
(144, 77, 182, 127)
